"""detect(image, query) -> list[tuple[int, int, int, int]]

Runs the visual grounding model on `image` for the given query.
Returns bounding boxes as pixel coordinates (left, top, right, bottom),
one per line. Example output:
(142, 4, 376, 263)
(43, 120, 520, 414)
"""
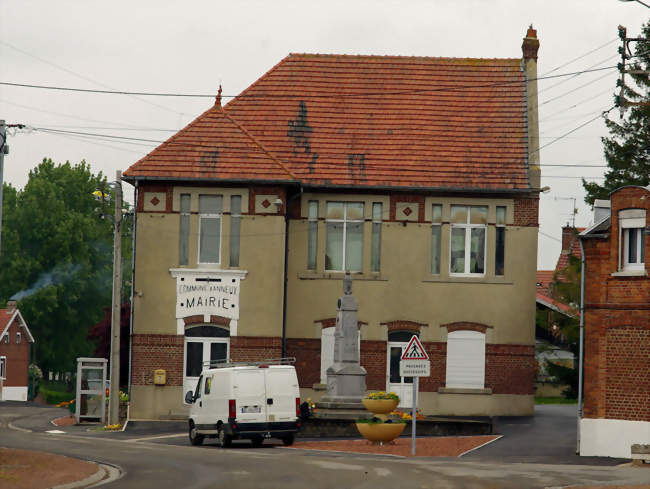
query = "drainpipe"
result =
(127, 181, 138, 395)
(281, 186, 303, 358)
(576, 236, 586, 454)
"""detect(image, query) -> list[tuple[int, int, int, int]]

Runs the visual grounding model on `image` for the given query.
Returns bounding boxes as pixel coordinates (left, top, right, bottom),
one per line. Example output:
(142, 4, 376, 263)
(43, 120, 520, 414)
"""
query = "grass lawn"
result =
(535, 396, 578, 405)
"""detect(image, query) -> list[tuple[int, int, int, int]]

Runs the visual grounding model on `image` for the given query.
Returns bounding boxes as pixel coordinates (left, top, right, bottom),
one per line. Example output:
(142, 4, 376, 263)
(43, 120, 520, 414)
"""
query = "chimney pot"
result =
(522, 24, 540, 61)
(6, 301, 16, 312)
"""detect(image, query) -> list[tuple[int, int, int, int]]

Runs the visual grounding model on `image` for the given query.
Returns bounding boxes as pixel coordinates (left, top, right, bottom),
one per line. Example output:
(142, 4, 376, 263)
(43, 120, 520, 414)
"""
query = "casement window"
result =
(229, 195, 242, 267)
(3, 334, 8, 344)
(198, 195, 222, 264)
(371, 203, 382, 272)
(325, 202, 364, 272)
(179, 194, 191, 266)
(495, 206, 506, 276)
(450, 205, 487, 275)
(619, 210, 646, 272)
(431, 204, 442, 274)
(0, 356, 5, 379)
(445, 330, 486, 389)
(307, 201, 318, 270)
(16, 332, 21, 344)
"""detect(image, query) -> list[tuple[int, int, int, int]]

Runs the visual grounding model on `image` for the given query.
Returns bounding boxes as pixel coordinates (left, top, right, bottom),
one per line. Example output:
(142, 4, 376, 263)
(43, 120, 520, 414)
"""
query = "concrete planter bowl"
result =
(355, 422, 406, 443)
(362, 398, 399, 415)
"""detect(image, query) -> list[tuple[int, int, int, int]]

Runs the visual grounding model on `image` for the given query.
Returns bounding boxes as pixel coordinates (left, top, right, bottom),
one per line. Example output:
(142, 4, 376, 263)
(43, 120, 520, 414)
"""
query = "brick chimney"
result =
(561, 225, 576, 252)
(522, 25, 540, 190)
(6, 301, 16, 312)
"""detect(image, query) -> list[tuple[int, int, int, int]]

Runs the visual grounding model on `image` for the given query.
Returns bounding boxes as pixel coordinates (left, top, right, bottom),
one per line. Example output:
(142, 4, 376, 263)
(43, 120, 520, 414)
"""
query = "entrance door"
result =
(386, 342, 413, 408)
(183, 337, 228, 403)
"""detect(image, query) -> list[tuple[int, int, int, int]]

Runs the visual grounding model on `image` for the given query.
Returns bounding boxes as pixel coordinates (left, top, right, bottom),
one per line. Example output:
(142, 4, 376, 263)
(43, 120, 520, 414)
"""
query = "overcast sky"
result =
(1, 1, 648, 269)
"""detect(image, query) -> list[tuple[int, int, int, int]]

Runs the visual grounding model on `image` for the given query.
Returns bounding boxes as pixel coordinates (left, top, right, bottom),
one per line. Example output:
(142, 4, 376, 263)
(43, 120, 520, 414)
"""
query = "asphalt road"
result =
(1, 403, 648, 489)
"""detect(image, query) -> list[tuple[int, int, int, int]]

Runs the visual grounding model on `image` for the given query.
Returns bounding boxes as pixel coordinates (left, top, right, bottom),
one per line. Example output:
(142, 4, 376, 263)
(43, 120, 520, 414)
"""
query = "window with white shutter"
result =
(445, 330, 485, 389)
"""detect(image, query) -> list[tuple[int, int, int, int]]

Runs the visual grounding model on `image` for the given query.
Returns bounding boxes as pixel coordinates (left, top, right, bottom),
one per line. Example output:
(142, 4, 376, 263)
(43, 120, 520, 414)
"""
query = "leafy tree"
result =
(583, 21, 650, 205)
(0, 158, 131, 374)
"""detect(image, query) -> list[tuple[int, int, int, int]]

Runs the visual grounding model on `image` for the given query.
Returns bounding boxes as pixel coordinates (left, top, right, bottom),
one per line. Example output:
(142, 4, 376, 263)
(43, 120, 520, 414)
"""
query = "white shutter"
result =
(320, 327, 335, 384)
(445, 330, 485, 389)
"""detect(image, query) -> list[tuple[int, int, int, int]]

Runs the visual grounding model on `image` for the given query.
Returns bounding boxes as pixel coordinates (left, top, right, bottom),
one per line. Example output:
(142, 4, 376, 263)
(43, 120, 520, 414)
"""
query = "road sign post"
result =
(399, 335, 430, 456)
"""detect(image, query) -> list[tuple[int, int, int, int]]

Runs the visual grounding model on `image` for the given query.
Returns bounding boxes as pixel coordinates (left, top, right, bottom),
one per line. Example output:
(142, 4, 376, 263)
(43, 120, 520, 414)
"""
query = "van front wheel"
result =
(189, 421, 204, 446)
(218, 427, 232, 448)
(281, 435, 295, 447)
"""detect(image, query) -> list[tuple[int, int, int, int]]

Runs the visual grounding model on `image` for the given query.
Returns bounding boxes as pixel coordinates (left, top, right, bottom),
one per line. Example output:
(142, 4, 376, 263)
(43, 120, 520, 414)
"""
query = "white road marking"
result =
(126, 433, 186, 443)
(308, 460, 366, 471)
(46, 429, 66, 434)
(374, 467, 392, 477)
(458, 435, 503, 457)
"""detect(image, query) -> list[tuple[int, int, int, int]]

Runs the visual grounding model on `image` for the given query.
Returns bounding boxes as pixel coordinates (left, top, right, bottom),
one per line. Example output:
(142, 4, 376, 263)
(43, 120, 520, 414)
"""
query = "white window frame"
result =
(445, 330, 486, 389)
(16, 332, 21, 344)
(431, 203, 442, 275)
(325, 202, 364, 272)
(449, 205, 488, 276)
(0, 356, 5, 379)
(198, 195, 223, 265)
(619, 210, 646, 272)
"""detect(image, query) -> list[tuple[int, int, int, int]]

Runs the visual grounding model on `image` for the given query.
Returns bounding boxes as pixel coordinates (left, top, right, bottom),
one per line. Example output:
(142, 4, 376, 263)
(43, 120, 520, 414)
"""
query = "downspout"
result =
(576, 235, 585, 454)
(127, 181, 138, 395)
(281, 186, 303, 358)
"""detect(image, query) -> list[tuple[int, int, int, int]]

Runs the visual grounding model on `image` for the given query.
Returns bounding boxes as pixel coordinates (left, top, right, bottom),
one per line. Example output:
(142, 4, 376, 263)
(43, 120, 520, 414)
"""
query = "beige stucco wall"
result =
(286, 193, 537, 346)
(130, 385, 189, 419)
(133, 189, 285, 337)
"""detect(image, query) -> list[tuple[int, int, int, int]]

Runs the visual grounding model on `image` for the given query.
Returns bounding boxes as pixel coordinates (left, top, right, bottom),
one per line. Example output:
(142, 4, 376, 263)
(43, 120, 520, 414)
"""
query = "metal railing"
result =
(202, 357, 296, 369)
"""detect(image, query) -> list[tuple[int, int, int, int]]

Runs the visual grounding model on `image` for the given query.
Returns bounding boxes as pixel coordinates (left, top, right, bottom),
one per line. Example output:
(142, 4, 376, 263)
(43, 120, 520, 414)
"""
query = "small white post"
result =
(411, 378, 418, 456)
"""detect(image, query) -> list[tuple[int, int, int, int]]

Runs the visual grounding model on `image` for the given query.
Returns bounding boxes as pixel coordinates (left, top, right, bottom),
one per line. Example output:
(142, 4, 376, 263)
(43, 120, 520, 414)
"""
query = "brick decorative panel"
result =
(513, 196, 539, 227)
(441, 321, 491, 334)
(485, 344, 536, 395)
(389, 195, 425, 222)
(605, 327, 650, 422)
(131, 334, 183, 386)
(137, 184, 172, 213)
(230, 336, 282, 362)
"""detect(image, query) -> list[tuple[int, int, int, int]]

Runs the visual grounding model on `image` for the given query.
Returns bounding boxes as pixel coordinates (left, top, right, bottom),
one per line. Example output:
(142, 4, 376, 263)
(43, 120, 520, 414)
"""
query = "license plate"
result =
(241, 406, 261, 414)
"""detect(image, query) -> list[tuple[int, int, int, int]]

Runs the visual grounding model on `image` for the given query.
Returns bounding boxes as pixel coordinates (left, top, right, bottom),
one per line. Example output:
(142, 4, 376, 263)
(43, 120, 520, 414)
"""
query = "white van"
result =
(185, 361, 301, 447)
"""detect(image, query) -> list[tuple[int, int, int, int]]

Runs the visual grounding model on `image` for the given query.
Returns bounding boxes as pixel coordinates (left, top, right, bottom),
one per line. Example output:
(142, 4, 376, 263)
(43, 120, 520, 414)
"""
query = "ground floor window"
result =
(183, 325, 229, 403)
(445, 330, 485, 389)
(0, 356, 5, 379)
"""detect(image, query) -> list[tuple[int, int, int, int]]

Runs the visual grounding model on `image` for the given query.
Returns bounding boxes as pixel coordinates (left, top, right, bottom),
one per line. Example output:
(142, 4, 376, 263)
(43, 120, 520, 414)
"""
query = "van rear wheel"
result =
(281, 435, 295, 446)
(218, 426, 232, 448)
(251, 435, 264, 447)
(189, 421, 204, 446)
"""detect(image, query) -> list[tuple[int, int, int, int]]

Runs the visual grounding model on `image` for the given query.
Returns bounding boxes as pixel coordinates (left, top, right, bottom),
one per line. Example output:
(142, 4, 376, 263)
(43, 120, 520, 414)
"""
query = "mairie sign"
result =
(170, 269, 245, 320)
(400, 335, 430, 377)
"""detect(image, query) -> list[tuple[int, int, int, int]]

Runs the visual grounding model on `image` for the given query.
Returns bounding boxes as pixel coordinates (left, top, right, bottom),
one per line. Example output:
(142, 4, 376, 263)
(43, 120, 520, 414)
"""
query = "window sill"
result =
(298, 272, 388, 281)
(611, 269, 647, 277)
(438, 387, 492, 395)
(423, 277, 512, 285)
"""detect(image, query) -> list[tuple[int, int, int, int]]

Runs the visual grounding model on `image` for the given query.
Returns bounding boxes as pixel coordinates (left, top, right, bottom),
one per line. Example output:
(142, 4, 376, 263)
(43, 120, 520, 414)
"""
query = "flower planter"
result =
(362, 398, 399, 415)
(355, 422, 405, 443)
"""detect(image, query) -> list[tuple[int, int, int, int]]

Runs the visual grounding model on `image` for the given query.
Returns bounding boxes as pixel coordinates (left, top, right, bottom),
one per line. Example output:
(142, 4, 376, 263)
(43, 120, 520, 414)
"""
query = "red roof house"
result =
(0, 301, 35, 401)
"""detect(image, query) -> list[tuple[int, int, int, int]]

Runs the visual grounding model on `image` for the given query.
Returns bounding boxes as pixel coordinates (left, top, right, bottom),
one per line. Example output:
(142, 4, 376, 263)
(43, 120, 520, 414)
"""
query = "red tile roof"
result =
(125, 54, 529, 191)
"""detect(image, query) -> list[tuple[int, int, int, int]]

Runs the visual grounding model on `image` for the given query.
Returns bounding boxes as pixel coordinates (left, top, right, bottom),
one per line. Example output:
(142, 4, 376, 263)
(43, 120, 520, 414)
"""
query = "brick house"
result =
(123, 27, 542, 420)
(0, 301, 35, 401)
(579, 186, 649, 458)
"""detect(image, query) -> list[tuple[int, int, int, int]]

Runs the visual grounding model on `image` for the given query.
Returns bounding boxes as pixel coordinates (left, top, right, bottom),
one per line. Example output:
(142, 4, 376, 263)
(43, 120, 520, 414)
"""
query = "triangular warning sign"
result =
(401, 335, 429, 360)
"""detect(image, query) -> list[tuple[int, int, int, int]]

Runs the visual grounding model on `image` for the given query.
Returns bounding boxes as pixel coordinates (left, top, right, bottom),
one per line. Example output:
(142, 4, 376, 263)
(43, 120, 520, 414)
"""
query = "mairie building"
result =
(123, 26, 542, 420)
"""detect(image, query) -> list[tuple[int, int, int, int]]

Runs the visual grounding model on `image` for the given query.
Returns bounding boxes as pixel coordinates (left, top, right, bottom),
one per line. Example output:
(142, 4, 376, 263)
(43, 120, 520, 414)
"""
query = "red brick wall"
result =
(361, 340, 387, 390)
(420, 342, 446, 392)
(513, 195, 539, 227)
(287, 338, 321, 387)
(485, 344, 536, 395)
(582, 186, 650, 422)
(230, 336, 282, 362)
(0, 319, 30, 387)
(131, 334, 183, 386)
(605, 327, 650, 421)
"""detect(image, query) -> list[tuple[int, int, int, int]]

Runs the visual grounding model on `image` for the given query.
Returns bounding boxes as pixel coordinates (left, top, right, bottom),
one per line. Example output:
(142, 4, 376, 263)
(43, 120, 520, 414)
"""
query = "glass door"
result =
(386, 342, 413, 408)
(183, 337, 229, 404)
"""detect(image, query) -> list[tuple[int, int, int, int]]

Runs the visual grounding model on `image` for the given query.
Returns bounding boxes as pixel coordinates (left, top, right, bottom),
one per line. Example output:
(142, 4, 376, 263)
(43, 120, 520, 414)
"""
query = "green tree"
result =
(0, 158, 131, 374)
(583, 21, 650, 205)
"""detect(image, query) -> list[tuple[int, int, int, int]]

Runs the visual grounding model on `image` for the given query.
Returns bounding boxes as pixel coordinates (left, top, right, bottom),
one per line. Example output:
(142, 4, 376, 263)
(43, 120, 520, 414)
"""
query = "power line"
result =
(541, 38, 618, 76)
(0, 66, 619, 100)
(539, 230, 562, 243)
(536, 107, 614, 154)
(540, 71, 615, 106)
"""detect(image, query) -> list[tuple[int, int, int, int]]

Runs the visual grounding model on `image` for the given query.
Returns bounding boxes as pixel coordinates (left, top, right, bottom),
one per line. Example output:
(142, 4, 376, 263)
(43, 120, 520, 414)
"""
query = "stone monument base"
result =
(314, 399, 371, 421)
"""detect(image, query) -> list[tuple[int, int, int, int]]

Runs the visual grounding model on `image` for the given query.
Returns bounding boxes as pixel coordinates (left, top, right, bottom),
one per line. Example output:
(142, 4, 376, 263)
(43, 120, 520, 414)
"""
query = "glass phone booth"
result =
(75, 357, 107, 424)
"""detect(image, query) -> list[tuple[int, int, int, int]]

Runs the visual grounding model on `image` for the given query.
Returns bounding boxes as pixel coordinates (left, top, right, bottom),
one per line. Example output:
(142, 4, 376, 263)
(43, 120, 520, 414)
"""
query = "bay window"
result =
(325, 202, 364, 272)
(450, 205, 487, 275)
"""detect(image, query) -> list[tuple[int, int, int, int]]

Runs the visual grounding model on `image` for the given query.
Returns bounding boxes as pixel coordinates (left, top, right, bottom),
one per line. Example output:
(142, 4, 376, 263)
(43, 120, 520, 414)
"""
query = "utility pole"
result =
(109, 170, 123, 426)
(616, 25, 650, 116)
(0, 120, 8, 256)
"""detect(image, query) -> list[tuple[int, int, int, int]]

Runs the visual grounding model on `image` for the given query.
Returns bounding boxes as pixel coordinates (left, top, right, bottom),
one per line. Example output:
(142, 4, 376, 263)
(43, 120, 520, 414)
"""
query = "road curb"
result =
(50, 464, 105, 489)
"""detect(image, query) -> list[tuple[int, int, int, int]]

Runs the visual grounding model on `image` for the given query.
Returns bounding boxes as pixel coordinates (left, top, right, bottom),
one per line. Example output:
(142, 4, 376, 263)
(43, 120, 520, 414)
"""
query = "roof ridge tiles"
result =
(287, 53, 522, 63)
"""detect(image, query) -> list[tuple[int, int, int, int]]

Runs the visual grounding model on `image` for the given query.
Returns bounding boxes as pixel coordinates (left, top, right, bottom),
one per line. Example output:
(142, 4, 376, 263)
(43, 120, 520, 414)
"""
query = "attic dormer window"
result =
(619, 209, 646, 272)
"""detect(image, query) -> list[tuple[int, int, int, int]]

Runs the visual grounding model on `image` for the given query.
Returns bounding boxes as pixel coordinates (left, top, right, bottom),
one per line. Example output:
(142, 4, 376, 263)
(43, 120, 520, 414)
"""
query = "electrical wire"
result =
(0, 65, 619, 100)
(536, 107, 615, 153)
(540, 71, 615, 106)
(541, 38, 618, 76)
